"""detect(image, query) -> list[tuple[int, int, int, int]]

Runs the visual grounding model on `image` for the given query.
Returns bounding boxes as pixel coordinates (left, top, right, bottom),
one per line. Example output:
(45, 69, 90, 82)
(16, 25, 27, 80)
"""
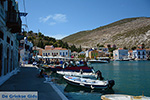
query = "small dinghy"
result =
(63, 76, 115, 89)
(101, 94, 150, 100)
(57, 71, 97, 78)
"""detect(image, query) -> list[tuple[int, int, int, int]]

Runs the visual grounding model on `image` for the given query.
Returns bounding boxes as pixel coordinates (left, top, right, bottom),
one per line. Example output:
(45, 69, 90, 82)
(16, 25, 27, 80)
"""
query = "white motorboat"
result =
(57, 71, 97, 78)
(88, 59, 108, 63)
(63, 76, 115, 89)
(101, 94, 150, 100)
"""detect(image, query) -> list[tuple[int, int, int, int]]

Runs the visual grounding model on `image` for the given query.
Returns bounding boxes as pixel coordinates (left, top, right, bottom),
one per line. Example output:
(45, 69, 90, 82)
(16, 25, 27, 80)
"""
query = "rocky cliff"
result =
(62, 17, 150, 48)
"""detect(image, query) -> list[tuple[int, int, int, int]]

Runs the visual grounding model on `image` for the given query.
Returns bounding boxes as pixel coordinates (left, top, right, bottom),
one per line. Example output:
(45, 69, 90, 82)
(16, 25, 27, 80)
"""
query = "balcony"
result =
(6, 11, 22, 33)
(0, 3, 5, 25)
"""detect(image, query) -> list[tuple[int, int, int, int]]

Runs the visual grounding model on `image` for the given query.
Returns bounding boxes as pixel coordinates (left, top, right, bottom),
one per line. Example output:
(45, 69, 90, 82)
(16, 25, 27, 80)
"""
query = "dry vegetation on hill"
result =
(62, 17, 150, 49)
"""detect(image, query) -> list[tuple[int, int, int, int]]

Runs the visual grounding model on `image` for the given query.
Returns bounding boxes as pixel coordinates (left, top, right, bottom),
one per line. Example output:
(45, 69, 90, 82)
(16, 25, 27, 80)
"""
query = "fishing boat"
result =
(57, 71, 97, 78)
(101, 94, 150, 100)
(42, 64, 93, 72)
(88, 59, 108, 63)
(63, 76, 115, 89)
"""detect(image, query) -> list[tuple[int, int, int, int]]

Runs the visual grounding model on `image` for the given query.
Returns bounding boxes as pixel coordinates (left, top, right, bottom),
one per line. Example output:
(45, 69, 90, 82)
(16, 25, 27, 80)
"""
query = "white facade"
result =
(85, 50, 89, 58)
(113, 49, 128, 60)
(20, 37, 33, 64)
(71, 51, 79, 58)
(42, 48, 71, 58)
(132, 49, 146, 60)
(0, 0, 21, 85)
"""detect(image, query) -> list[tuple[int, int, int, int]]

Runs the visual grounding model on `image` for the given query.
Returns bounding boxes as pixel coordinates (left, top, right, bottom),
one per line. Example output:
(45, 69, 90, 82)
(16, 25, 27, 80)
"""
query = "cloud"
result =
(53, 14, 67, 22)
(39, 15, 52, 23)
(39, 14, 67, 25)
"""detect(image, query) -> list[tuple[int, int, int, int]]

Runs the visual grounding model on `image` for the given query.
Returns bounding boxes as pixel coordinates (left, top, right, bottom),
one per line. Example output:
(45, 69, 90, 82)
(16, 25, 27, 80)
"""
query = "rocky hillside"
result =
(62, 17, 150, 49)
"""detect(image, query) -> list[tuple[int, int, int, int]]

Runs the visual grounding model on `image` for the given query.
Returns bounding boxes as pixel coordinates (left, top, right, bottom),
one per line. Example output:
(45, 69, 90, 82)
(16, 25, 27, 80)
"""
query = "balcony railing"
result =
(0, 3, 5, 25)
(6, 11, 22, 33)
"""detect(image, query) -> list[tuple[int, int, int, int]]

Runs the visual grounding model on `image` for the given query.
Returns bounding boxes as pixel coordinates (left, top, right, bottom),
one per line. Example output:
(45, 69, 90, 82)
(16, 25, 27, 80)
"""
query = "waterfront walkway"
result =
(0, 65, 68, 100)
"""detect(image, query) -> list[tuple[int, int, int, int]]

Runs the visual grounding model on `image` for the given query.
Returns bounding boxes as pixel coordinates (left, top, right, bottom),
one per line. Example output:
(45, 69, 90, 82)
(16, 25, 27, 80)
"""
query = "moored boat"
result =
(57, 71, 97, 78)
(101, 94, 150, 100)
(88, 59, 108, 63)
(63, 76, 115, 89)
(42, 64, 93, 72)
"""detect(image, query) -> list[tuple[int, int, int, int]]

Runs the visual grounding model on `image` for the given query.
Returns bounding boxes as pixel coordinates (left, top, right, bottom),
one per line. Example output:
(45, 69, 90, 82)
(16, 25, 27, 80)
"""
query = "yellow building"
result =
(89, 50, 99, 59)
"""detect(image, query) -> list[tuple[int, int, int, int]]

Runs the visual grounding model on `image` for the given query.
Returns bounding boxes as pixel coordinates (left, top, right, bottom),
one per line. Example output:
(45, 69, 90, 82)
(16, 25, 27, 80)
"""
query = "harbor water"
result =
(48, 61, 150, 100)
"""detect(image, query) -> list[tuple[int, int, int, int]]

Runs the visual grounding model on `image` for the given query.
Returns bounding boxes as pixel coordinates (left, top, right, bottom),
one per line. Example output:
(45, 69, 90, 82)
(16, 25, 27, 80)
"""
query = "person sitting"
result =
(38, 69, 47, 78)
(96, 70, 104, 80)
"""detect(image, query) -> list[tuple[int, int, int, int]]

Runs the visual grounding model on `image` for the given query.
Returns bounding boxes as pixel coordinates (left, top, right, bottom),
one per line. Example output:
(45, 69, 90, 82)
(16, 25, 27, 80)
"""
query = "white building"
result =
(113, 48, 128, 60)
(132, 49, 146, 60)
(71, 51, 79, 58)
(0, 0, 21, 85)
(20, 37, 33, 64)
(146, 49, 150, 59)
(42, 46, 71, 58)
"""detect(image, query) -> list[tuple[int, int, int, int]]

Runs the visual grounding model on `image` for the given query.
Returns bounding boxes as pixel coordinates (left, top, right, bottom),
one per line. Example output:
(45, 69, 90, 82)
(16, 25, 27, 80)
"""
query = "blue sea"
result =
(49, 61, 150, 100)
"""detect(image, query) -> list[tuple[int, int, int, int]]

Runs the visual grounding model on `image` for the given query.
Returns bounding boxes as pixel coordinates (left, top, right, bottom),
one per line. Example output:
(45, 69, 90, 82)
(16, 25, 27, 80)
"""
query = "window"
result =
(138, 52, 140, 55)
(11, 41, 13, 46)
(7, 37, 10, 44)
(46, 53, 47, 56)
(60, 52, 61, 55)
(48, 53, 50, 55)
(66, 52, 68, 55)
(43, 53, 45, 56)
(0, 31, 4, 40)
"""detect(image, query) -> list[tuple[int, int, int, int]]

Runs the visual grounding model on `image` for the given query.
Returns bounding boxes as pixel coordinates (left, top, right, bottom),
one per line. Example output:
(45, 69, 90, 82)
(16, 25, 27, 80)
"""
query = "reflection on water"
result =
(46, 61, 150, 100)
(64, 84, 115, 94)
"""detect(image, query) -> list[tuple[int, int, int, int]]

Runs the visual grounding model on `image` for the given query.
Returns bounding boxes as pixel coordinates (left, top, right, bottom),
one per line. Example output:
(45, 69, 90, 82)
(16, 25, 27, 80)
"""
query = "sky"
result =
(16, 0, 150, 39)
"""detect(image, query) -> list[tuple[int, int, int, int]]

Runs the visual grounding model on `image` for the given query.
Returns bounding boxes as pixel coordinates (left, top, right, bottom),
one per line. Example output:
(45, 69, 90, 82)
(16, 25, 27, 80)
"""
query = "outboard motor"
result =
(108, 80, 115, 89)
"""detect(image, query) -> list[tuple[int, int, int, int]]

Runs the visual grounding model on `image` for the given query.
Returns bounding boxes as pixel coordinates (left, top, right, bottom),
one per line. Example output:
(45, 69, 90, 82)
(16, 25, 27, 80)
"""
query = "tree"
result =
(63, 42, 69, 49)
(123, 46, 128, 49)
(38, 32, 42, 37)
(28, 30, 33, 34)
(141, 43, 145, 49)
(70, 44, 77, 52)
(131, 46, 136, 50)
(109, 47, 116, 52)
(77, 45, 82, 52)
(28, 36, 32, 41)
(37, 41, 44, 48)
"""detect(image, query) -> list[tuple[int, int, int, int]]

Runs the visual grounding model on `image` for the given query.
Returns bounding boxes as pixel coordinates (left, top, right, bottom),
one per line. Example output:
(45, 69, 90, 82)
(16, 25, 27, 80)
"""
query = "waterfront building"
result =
(0, 0, 22, 85)
(42, 46, 71, 58)
(45, 45, 54, 50)
(98, 50, 106, 57)
(20, 37, 33, 64)
(146, 49, 150, 59)
(113, 48, 128, 60)
(85, 48, 93, 58)
(33, 46, 44, 56)
(89, 50, 99, 59)
(128, 50, 133, 59)
(71, 51, 79, 58)
(132, 49, 146, 60)
(99, 47, 109, 53)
